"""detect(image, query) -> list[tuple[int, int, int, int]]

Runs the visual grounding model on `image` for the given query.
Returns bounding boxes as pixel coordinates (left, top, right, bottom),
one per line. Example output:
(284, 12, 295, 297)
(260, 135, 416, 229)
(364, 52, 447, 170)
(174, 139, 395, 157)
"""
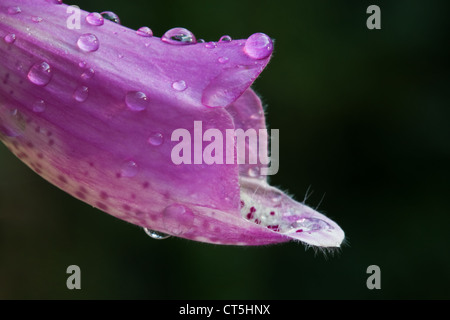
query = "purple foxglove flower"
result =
(0, 0, 344, 247)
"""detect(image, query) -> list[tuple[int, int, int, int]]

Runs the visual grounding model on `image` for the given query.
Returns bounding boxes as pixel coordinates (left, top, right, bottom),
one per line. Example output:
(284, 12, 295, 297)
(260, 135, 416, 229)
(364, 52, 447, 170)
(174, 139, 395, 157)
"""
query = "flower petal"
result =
(0, 0, 344, 247)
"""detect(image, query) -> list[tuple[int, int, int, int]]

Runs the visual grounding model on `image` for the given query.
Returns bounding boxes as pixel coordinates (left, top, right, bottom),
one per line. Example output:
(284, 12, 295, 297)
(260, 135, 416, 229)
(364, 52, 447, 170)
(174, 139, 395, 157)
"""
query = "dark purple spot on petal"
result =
(58, 175, 67, 183)
(96, 202, 108, 211)
(296, 229, 303, 233)
(75, 191, 86, 200)
(142, 181, 150, 189)
(100, 191, 108, 200)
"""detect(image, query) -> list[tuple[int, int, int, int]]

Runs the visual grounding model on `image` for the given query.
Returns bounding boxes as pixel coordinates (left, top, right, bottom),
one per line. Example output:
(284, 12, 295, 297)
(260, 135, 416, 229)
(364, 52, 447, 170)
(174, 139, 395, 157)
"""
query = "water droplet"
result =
(101, 11, 121, 24)
(121, 160, 139, 177)
(248, 167, 260, 177)
(218, 57, 229, 64)
(197, 39, 205, 43)
(86, 12, 104, 26)
(77, 33, 100, 52)
(46, 0, 63, 4)
(78, 61, 87, 68)
(118, 53, 124, 59)
(244, 33, 273, 60)
(73, 86, 89, 102)
(31, 16, 43, 23)
(125, 91, 148, 111)
(144, 228, 171, 240)
(32, 100, 46, 113)
(81, 68, 95, 80)
(148, 132, 164, 146)
(161, 27, 196, 45)
(136, 26, 153, 37)
(27, 62, 53, 86)
(219, 35, 232, 42)
(290, 217, 332, 233)
(205, 41, 217, 49)
(3, 34, 16, 44)
(172, 80, 187, 92)
(7, 6, 21, 15)
(163, 204, 194, 235)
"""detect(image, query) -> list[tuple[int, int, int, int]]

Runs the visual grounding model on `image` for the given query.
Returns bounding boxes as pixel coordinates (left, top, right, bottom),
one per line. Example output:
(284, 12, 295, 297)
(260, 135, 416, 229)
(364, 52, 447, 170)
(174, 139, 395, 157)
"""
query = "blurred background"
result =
(1, 0, 449, 299)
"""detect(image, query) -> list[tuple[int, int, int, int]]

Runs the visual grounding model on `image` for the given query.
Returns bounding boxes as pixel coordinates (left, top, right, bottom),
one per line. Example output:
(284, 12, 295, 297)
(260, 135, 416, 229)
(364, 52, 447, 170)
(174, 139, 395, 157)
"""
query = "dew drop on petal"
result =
(161, 27, 196, 45)
(7, 6, 21, 15)
(172, 80, 187, 92)
(197, 39, 205, 43)
(121, 160, 139, 177)
(73, 86, 89, 102)
(136, 27, 153, 37)
(3, 34, 16, 44)
(148, 132, 164, 146)
(77, 33, 100, 52)
(244, 33, 273, 60)
(81, 68, 95, 80)
(144, 228, 171, 240)
(86, 12, 104, 26)
(32, 100, 46, 113)
(101, 11, 121, 24)
(219, 35, 232, 42)
(78, 61, 87, 68)
(27, 62, 53, 86)
(125, 91, 148, 111)
(46, 0, 63, 4)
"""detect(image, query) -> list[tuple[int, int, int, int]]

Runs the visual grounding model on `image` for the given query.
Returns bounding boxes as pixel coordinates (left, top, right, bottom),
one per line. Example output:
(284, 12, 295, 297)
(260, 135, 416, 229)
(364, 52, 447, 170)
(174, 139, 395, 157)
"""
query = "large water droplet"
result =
(3, 34, 16, 44)
(32, 100, 46, 113)
(101, 11, 121, 24)
(244, 33, 273, 60)
(121, 160, 139, 177)
(136, 27, 153, 37)
(219, 35, 232, 42)
(27, 62, 53, 86)
(81, 68, 95, 80)
(7, 6, 21, 15)
(163, 204, 194, 235)
(78, 61, 87, 68)
(73, 86, 89, 102)
(77, 33, 100, 52)
(144, 228, 171, 240)
(86, 12, 104, 26)
(172, 80, 187, 92)
(125, 91, 148, 111)
(161, 27, 196, 45)
(148, 132, 164, 146)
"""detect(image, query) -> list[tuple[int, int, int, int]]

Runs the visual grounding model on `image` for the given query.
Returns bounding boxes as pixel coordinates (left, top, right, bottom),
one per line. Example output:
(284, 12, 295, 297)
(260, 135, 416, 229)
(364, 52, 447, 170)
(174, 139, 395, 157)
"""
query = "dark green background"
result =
(1, 0, 449, 299)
